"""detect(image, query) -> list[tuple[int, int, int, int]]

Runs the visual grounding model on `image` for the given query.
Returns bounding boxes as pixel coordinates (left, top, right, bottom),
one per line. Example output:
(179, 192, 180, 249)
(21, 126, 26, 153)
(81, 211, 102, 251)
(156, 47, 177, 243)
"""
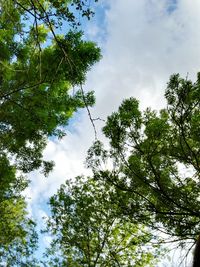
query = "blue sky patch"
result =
(167, 0, 178, 14)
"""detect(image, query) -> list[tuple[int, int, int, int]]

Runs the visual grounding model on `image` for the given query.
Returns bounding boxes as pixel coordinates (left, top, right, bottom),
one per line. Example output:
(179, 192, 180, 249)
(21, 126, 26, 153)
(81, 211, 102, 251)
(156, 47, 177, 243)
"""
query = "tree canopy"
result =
(0, 0, 101, 174)
(2, 0, 200, 265)
(45, 175, 163, 267)
(42, 72, 200, 265)
(86, 73, 200, 253)
(0, 154, 38, 266)
(0, 0, 100, 264)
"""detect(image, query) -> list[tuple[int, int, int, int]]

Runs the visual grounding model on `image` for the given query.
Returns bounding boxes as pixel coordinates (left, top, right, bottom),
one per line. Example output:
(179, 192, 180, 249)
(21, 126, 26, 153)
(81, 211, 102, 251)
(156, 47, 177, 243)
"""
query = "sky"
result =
(24, 0, 200, 265)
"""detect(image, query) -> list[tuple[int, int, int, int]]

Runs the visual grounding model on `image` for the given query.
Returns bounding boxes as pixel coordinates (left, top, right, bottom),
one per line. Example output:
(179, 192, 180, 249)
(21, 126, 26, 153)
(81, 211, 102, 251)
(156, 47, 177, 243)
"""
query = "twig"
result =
(80, 83, 97, 140)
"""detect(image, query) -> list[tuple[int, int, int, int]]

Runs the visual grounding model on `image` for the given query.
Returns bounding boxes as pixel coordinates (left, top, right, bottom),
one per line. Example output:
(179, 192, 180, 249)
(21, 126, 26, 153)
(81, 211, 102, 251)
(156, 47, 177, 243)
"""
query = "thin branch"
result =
(80, 83, 97, 140)
(0, 81, 45, 100)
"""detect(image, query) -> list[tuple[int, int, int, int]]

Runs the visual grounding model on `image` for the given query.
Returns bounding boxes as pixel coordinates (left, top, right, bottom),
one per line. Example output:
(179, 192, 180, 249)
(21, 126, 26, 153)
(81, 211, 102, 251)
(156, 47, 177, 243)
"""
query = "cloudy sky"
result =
(26, 0, 200, 264)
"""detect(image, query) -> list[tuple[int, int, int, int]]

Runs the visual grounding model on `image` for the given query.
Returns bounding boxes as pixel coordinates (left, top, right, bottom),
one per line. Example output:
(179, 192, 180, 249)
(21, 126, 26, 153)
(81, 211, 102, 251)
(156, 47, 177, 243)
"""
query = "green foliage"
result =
(45, 176, 163, 266)
(87, 73, 200, 246)
(0, 160, 38, 265)
(0, 218, 39, 266)
(0, 28, 100, 173)
(0, 0, 100, 262)
(0, 0, 101, 174)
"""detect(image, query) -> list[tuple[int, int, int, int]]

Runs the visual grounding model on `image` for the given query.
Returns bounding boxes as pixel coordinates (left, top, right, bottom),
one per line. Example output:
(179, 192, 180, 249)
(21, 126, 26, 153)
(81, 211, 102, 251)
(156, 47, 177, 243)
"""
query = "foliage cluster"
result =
(46, 73, 200, 266)
(45, 176, 163, 266)
(0, 0, 100, 265)
(1, 0, 200, 266)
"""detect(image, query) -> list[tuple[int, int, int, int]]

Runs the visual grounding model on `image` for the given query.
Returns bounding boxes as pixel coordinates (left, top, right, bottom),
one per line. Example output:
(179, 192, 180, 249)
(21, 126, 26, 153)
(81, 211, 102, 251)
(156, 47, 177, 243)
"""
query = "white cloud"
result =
(42, 235, 53, 247)
(26, 0, 200, 262)
(25, 129, 94, 203)
(90, 0, 200, 113)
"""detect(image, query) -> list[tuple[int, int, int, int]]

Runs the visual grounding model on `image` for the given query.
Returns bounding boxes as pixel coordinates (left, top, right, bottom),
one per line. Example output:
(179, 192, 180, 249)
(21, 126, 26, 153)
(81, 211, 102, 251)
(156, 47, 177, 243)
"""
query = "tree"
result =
(0, 155, 38, 266)
(0, 0, 101, 174)
(45, 175, 163, 267)
(0, 219, 39, 266)
(0, 0, 100, 262)
(86, 73, 200, 251)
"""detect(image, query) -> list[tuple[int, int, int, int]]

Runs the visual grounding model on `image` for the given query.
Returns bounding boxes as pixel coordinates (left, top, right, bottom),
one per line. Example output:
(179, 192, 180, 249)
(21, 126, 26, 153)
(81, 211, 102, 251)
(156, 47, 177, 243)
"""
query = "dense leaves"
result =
(87, 73, 200, 247)
(45, 175, 163, 266)
(0, 1, 101, 172)
(0, 156, 38, 265)
(0, 219, 39, 266)
(0, 28, 100, 173)
(3, 0, 199, 264)
(0, 0, 100, 263)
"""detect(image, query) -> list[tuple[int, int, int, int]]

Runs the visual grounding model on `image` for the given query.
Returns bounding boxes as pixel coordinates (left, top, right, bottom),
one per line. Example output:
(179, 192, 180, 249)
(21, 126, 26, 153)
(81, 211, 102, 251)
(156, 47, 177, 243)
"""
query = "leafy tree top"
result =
(0, 0, 100, 264)
(0, 0, 101, 174)
(45, 175, 163, 267)
(87, 73, 200, 250)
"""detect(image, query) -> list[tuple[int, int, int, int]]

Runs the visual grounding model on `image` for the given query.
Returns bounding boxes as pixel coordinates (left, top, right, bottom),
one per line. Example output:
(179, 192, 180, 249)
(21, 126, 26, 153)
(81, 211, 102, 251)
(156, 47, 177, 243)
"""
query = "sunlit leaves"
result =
(0, 0, 100, 263)
(45, 176, 163, 266)
(0, 0, 101, 174)
(87, 73, 200, 245)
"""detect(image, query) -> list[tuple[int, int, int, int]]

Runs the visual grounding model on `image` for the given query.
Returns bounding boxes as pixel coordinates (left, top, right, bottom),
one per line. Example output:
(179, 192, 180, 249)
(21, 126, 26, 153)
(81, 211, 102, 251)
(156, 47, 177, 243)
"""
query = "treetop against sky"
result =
(1, 0, 200, 266)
